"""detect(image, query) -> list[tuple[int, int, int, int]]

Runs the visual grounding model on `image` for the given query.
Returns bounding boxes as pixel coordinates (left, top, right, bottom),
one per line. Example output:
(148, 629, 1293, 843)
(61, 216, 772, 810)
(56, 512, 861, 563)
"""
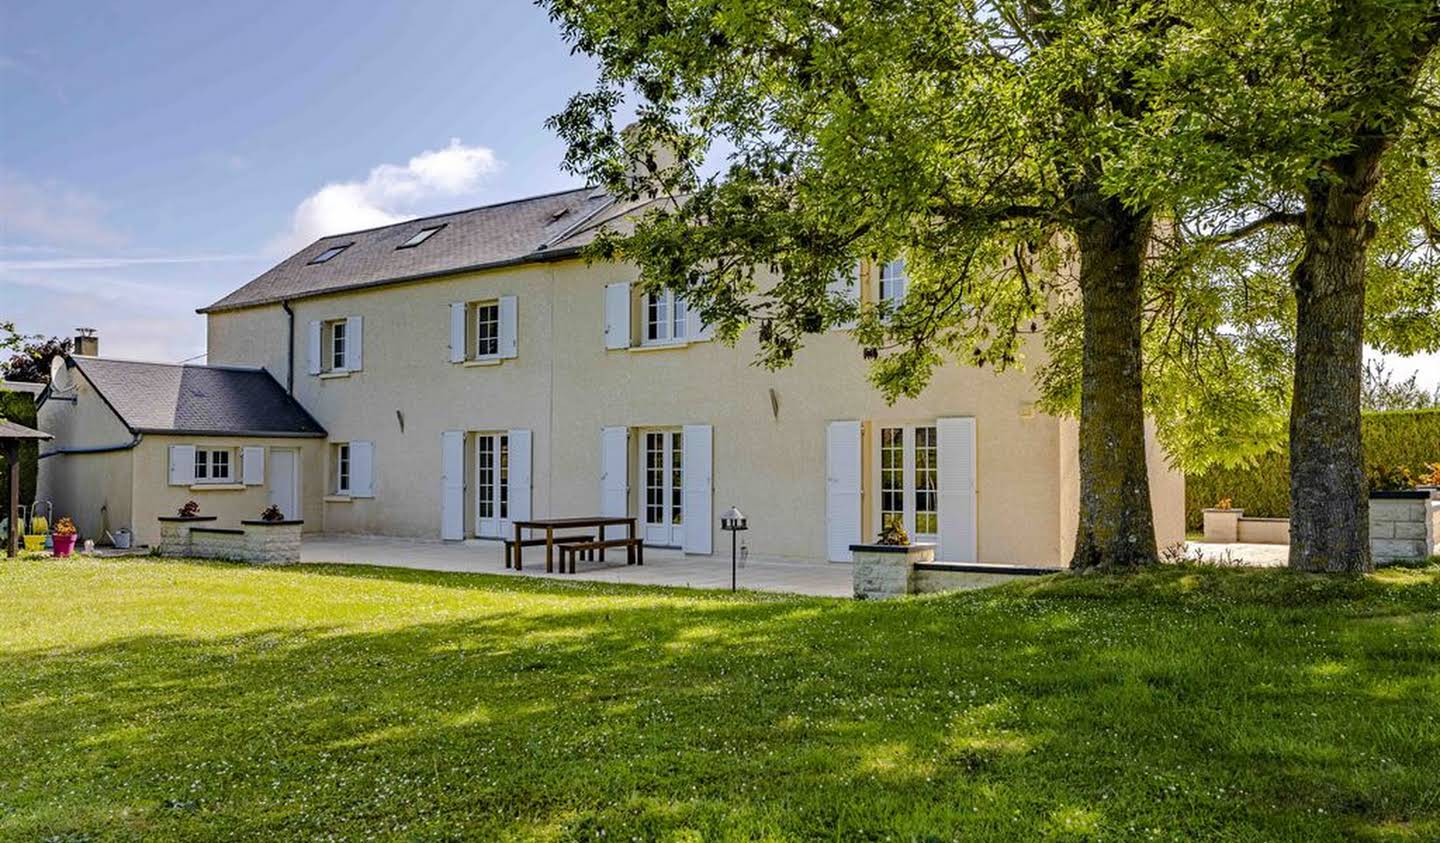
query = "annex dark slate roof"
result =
(70, 357, 326, 438)
(201, 186, 668, 313)
(0, 418, 51, 440)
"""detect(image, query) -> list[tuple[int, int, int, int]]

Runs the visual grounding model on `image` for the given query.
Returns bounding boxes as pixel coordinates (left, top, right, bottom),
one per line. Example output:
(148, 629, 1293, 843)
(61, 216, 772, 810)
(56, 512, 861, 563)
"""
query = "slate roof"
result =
(202, 186, 670, 313)
(70, 357, 326, 438)
(0, 418, 51, 440)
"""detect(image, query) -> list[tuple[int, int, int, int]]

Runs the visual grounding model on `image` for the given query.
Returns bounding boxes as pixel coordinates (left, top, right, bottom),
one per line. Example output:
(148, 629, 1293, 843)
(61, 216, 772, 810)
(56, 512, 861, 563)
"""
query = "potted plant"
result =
(259, 504, 285, 522)
(51, 517, 78, 557)
(177, 500, 201, 518)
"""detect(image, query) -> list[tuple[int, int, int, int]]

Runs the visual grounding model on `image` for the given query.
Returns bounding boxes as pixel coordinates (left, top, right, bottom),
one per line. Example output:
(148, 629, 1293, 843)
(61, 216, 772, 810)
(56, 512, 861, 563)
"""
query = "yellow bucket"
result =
(23, 535, 46, 552)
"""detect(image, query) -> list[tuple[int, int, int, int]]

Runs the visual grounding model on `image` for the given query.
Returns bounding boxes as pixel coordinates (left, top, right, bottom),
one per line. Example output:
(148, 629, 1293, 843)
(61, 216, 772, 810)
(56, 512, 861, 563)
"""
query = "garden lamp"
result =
(721, 506, 747, 592)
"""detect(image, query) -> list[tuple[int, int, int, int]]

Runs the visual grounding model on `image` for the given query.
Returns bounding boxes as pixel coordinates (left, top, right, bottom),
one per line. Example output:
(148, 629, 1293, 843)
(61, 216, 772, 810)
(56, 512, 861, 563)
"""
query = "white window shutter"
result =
(345, 316, 363, 371)
(307, 321, 322, 375)
(826, 421, 862, 561)
(828, 263, 861, 330)
(604, 283, 631, 349)
(686, 300, 715, 341)
(242, 446, 265, 485)
(936, 417, 977, 563)
(440, 431, 463, 539)
(508, 428, 532, 522)
(350, 440, 375, 498)
(449, 303, 466, 363)
(499, 295, 518, 359)
(682, 424, 713, 554)
(600, 426, 629, 516)
(168, 445, 196, 486)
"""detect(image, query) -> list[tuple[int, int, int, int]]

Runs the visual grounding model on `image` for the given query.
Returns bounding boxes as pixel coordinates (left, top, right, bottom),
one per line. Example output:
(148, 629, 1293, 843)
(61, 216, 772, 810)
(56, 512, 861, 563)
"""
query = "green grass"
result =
(3, 558, 1440, 841)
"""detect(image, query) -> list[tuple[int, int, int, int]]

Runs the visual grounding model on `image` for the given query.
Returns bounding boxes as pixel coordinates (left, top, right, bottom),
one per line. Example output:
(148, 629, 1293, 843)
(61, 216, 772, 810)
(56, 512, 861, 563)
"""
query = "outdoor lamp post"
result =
(720, 506, 748, 592)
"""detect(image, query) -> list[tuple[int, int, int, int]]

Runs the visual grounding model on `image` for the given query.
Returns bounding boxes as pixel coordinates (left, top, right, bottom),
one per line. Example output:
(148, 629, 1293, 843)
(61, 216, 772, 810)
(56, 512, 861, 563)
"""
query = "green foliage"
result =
(4, 558, 1440, 838)
(1186, 408, 1440, 527)
(0, 389, 39, 516)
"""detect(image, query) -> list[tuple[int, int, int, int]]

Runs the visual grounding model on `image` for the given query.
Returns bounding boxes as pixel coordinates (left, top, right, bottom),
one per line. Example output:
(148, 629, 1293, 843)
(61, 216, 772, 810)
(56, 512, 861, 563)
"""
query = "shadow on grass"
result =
(2, 559, 1439, 841)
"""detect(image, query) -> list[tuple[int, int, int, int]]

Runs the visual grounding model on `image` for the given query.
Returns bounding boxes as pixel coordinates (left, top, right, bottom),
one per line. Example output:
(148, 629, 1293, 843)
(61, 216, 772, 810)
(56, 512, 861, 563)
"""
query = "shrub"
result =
(1186, 408, 1440, 528)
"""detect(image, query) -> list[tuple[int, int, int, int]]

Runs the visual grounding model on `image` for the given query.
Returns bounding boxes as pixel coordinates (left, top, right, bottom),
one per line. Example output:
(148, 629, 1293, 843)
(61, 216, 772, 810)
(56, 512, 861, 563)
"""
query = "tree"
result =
(542, 0, 1246, 570)
(1361, 360, 1440, 411)
(1, 335, 71, 384)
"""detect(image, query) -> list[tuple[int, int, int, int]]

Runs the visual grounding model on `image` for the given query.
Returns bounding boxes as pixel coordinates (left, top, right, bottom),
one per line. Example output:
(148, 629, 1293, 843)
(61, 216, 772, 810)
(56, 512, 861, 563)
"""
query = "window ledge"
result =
(629, 340, 692, 353)
(319, 370, 351, 380)
(189, 483, 245, 492)
(461, 357, 502, 367)
(324, 495, 353, 503)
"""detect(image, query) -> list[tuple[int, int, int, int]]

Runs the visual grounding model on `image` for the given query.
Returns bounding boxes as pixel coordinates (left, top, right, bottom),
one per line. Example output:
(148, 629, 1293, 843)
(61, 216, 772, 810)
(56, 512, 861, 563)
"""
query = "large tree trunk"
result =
(1288, 142, 1385, 573)
(1070, 197, 1158, 571)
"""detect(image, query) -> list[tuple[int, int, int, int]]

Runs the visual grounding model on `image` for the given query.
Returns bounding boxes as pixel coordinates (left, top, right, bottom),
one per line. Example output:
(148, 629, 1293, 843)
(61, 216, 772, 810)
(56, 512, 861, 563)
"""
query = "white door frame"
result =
(266, 448, 300, 521)
(640, 428, 685, 547)
(872, 422, 940, 545)
(474, 431, 510, 538)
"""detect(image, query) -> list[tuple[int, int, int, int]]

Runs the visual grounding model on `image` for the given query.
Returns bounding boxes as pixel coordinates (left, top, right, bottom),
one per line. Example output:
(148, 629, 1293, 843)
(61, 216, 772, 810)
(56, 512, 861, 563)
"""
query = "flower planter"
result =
(52, 534, 77, 557)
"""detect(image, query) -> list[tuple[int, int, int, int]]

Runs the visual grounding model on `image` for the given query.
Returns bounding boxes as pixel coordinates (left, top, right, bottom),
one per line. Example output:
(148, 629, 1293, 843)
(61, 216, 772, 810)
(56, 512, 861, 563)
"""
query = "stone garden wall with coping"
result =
(851, 543, 1052, 598)
(158, 516, 303, 564)
(1369, 491, 1440, 563)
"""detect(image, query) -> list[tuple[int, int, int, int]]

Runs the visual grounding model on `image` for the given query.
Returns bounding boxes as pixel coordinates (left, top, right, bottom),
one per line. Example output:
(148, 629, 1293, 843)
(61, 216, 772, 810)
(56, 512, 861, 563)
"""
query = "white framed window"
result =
(879, 259, 908, 305)
(475, 301, 500, 358)
(192, 448, 233, 484)
(334, 443, 351, 495)
(328, 319, 347, 371)
(643, 290, 688, 344)
(876, 423, 939, 541)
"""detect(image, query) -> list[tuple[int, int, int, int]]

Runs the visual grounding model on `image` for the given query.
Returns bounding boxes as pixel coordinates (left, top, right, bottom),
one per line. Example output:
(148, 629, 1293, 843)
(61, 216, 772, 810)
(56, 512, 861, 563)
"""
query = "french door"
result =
(475, 432, 510, 538)
(642, 429, 685, 546)
(877, 424, 939, 544)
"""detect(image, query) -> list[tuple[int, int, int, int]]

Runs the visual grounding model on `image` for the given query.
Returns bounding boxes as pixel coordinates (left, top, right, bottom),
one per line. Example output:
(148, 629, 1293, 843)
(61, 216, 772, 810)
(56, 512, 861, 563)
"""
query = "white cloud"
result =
(0, 170, 125, 249)
(0, 254, 251, 272)
(269, 139, 501, 256)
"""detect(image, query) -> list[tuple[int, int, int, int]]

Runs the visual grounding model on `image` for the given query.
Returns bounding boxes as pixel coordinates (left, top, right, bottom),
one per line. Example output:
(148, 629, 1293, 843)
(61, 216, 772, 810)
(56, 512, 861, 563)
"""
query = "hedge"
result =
(1185, 408, 1440, 530)
(1, 390, 40, 522)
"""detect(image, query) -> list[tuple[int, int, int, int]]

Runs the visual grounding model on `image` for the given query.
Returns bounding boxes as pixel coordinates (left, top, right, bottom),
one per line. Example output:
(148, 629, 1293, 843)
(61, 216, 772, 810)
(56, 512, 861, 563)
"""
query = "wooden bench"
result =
(557, 538, 644, 573)
(504, 534, 595, 569)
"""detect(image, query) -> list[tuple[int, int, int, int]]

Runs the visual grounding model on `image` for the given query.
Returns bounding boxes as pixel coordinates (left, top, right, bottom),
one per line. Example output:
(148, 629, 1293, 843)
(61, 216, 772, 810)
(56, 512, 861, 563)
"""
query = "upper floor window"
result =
(309, 243, 351, 264)
(193, 448, 233, 484)
(879, 259, 908, 305)
(398, 225, 445, 249)
(328, 319, 347, 370)
(644, 290, 688, 345)
(475, 301, 500, 358)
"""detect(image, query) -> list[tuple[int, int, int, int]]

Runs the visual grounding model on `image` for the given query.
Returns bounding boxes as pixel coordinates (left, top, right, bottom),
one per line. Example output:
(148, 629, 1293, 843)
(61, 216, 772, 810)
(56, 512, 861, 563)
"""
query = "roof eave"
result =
(133, 427, 328, 439)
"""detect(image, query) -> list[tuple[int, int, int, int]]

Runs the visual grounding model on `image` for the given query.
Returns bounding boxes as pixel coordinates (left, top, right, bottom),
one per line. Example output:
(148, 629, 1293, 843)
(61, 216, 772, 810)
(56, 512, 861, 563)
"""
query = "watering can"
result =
(106, 528, 133, 550)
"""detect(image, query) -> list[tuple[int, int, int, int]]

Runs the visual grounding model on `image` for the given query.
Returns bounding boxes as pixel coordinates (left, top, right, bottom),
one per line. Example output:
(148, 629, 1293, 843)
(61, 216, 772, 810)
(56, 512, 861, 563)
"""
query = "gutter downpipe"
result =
(39, 432, 144, 460)
(282, 300, 295, 395)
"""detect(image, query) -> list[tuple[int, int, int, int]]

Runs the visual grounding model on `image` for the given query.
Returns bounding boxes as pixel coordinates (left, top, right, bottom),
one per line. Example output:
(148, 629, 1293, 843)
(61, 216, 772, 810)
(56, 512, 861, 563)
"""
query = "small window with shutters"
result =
(192, 448, 235, 484)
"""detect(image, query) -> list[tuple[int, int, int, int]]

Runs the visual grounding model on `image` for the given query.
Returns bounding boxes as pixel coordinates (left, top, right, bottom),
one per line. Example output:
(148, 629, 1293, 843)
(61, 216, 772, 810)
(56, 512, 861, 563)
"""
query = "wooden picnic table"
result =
(511, 516, 642, 573)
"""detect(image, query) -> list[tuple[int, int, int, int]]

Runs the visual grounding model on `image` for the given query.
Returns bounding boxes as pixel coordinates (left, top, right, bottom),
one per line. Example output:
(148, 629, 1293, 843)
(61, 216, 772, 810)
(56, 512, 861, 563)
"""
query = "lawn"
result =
(3, 558, 1439, 842)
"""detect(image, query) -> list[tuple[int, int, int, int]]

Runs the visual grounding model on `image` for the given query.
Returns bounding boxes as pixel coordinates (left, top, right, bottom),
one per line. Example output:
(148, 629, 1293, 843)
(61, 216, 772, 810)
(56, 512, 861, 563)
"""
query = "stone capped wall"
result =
(1370, 493, 1440, 563)
(157, 517, 302, 564)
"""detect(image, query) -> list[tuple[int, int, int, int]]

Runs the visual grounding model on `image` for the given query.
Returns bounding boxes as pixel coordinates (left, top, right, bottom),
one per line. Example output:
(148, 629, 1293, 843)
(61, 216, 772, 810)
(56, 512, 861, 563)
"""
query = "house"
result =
(36, 353, 324, 546)
(39, 183, 1185, 565)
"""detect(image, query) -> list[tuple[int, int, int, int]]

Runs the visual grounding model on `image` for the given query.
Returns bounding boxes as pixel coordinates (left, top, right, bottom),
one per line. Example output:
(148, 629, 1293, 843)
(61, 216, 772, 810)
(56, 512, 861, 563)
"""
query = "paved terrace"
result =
(299, 535, 1288, 597)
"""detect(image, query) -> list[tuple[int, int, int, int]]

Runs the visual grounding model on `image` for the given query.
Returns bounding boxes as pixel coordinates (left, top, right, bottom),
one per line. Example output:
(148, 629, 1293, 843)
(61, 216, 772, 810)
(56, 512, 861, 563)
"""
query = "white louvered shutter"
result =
(168, 445, 196, 486)
(682, 424, 713, 554)
(349, 440, 375, 498)
(508, 428, 532, 523)
(686, 303, 715, 342)
(828, 263, 861, 329)
(450, 303, 466, 363)
(440, 431, 463, 539)
(936, 417, 977, 563)
(307, 321, 322, 375)
(498, 295, 518, 359)
(242, 446, 265, 485)
(600, 426, 629, 516)
(345, 316, 363, 371)
(826, 421, 862, 561)
(604, 283, 631, 349)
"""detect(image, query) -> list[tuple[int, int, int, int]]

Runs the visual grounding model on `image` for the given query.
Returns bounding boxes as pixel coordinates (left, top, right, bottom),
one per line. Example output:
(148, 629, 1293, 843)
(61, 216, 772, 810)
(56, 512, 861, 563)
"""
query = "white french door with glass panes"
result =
(876, 424, 939, 543)
(474, 432, 510, 538)
(642, 429, 684, 546)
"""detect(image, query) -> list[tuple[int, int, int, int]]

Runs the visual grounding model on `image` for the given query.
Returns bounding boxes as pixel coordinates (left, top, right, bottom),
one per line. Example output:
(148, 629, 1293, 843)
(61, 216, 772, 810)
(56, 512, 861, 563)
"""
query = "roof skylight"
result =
(308, 243, 351, 264)
(398, 225, 445, 249)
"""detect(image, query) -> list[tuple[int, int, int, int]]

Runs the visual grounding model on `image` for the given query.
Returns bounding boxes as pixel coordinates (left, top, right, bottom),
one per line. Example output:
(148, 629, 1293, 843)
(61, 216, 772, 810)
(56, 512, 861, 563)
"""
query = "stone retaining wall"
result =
(851, 543, 1053, 598)
(158, 517, 303, 564)
(1370, 492, 1440, 563)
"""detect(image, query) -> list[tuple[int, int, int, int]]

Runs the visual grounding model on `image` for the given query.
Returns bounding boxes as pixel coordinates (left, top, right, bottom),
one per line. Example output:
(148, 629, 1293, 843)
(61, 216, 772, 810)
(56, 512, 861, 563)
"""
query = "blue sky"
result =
(1, 1, 1436, 387)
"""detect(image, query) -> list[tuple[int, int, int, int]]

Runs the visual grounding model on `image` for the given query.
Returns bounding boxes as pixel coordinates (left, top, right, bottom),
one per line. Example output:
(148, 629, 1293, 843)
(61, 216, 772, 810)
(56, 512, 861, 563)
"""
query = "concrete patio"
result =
(301, 534, 856, 597)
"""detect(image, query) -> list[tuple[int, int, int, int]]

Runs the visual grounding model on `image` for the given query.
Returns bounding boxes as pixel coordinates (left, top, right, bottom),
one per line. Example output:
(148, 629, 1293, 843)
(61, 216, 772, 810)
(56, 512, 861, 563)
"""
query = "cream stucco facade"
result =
(202, 256, 1186, 566)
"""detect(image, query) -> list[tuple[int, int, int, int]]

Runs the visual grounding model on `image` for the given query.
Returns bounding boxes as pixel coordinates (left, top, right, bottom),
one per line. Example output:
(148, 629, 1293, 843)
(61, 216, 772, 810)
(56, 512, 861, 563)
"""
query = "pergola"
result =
(1, 418, 51, 558)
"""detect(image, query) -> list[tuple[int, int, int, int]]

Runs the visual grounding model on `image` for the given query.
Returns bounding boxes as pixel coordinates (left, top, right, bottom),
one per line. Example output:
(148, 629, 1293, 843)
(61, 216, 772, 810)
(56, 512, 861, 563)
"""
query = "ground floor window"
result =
(642, 428, 684, 546)
(475, 432, 509, 537)
(334, 443, 350, 494)
(193, 448, 232, 483)
(876, 424, 939, 540)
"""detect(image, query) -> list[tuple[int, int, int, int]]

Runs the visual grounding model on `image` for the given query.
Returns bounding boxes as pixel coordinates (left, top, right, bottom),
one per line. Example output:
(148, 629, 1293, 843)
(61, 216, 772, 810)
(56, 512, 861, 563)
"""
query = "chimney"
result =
(73, 327, 98, 357)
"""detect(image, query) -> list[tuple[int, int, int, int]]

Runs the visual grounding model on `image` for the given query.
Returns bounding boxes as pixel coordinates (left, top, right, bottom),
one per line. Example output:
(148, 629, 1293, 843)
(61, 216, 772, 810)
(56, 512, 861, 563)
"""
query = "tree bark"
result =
(1070, 195, 1158, 571)
(1288, 141, 1385, 573)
